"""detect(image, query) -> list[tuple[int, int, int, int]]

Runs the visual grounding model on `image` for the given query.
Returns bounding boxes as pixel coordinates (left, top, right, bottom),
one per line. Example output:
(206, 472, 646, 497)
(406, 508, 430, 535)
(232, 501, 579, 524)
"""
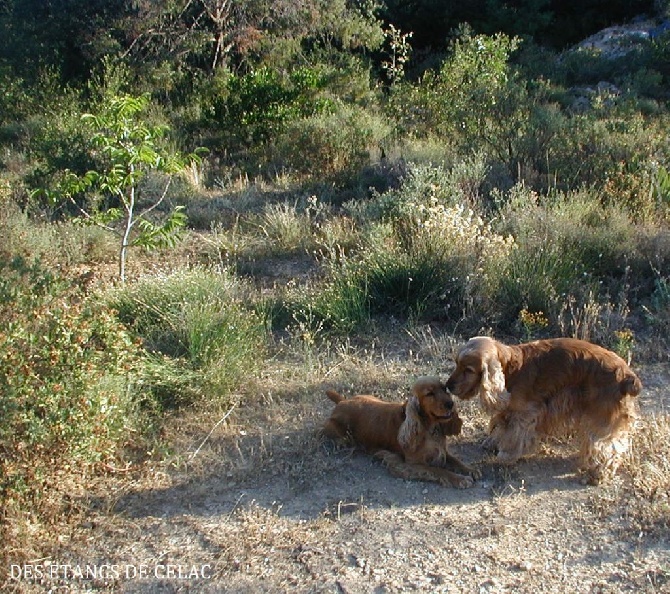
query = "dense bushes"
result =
(0, 258, 140, 507)
(265, 160, 667, 346)
(273, 103, 391, 179)
(211, 67, 336, 149)
(0, 258, 272, 556)
(0, 253, 270, 528)
(277, 163, 515, 330)
(401, 32, 526, 159)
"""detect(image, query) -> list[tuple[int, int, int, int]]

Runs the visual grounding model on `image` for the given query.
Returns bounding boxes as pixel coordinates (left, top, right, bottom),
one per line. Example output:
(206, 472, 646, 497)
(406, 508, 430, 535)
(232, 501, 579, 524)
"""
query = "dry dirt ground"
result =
(7, 331, 670, 594)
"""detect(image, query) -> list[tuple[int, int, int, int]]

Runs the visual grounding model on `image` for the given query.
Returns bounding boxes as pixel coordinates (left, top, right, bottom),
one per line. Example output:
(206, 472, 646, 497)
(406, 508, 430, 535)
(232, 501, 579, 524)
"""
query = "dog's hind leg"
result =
(373, 451, 476, 489)
(493, 409, 540, 464)
(578, 408, 636, 485)
(579, 432, 631, 485)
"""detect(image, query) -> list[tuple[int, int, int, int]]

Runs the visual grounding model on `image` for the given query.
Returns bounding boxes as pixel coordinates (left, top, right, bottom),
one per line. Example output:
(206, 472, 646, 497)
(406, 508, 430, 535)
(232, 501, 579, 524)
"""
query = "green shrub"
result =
(545, 108, 670, 219)
(273, 103, 390, 179)
(108, 267, 267, 407)
(21, 84, 96, 196)
(498, 185, 644, 279)
(344, 160, 490, 225)
(212, 67, 335, 148)
(0, 258, 140, 505)
(390, 30, 532, 168)
(274, 222, 457, 335)
(493, 185, 646, 330)
(557, 48, 629, 88)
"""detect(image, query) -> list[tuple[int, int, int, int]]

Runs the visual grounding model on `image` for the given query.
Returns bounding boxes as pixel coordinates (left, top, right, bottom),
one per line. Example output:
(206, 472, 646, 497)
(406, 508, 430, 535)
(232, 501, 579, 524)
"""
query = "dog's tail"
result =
(326, 389, 345, 404)
(620, 372, 642, 397)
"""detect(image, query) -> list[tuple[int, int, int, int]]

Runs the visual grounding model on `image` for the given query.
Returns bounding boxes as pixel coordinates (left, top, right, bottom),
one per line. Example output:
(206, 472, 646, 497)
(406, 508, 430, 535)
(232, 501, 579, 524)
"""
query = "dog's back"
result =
(514, 337, 642, 401)
(322, 391, 405, 454)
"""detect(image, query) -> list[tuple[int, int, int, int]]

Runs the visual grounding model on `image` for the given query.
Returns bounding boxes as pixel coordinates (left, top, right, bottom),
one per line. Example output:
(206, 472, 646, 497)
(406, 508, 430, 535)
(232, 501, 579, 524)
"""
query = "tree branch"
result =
(137, 176, 173, 221)
(67, 195, 118, 234)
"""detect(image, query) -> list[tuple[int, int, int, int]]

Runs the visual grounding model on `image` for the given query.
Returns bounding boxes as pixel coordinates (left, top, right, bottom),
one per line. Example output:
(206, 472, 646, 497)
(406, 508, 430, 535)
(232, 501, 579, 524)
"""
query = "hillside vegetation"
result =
(1, 1, 669, 586)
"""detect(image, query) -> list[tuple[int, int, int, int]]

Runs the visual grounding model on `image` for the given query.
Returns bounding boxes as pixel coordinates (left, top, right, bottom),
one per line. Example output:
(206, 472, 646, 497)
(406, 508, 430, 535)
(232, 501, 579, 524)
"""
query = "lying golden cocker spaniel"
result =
(322, 376, 480, 488)
(446, 336, 642, 484)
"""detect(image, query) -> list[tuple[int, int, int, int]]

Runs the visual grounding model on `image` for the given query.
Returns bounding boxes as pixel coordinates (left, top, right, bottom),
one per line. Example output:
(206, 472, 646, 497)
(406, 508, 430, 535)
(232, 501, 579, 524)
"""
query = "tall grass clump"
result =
(108, 267, 267, 408)
(0, 199, 117, 267)
(248, 200, 315, 256)
(493, 184, 644, 333)
(0, 257, 141, 546)
(256, 198, 320, 254)
(495, 236, 588, 330)
(622, 413, 670, 536)
(495, 186, 590, 326)
(378, 202, 514, 321)
(545, 191, 639, 278)
(644, 269, 670, 339)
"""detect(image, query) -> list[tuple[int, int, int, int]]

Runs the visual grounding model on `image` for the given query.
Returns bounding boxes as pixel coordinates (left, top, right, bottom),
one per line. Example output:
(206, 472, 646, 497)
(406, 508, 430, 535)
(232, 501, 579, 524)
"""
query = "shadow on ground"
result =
(101, 426, 587, 525)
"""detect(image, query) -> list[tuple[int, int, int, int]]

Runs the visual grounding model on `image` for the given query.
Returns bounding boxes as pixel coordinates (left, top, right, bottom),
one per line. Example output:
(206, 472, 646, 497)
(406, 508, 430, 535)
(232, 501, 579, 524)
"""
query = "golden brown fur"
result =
(446, 336, 642, 484)
(322, 377, 480, 488)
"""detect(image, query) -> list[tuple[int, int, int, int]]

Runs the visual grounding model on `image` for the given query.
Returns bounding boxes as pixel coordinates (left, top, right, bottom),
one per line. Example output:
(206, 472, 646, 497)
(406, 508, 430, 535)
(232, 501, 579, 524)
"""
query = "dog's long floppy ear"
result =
(397, 396, 422, 453)
(477, 352, 509, 413)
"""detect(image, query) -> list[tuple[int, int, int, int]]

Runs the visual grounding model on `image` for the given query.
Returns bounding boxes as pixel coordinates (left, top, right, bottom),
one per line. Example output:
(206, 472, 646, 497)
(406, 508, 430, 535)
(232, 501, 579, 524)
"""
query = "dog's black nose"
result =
(446, 400, 454, 410)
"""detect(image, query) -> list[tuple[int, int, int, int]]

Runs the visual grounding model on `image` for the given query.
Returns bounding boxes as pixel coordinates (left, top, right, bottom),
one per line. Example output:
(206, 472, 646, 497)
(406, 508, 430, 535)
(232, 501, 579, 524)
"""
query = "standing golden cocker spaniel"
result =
(446, 336, 642, 484)
(322, 377, 480, 488)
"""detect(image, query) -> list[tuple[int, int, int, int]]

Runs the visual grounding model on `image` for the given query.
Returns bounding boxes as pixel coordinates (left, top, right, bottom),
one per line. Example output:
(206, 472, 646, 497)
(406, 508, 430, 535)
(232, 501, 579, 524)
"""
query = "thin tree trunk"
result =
(119, 167, 136, 283)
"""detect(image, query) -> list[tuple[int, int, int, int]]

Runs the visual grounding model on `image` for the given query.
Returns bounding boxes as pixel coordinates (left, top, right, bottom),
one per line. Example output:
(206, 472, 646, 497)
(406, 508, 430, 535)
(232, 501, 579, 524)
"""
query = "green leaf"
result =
(132, 206, 187, 250)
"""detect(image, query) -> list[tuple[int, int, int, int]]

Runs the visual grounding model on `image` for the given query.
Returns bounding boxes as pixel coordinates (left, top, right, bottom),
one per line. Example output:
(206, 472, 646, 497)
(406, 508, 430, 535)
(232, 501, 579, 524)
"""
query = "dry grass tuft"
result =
(588, 412, 670, 538)
(622, 414, 670, 534)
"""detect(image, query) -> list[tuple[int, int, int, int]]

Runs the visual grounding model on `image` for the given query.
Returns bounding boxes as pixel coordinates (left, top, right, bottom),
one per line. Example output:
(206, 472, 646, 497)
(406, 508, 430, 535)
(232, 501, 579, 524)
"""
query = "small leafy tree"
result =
(43, 94, 202, 282)
(431, 31, 523, 147)
(381, 24, 413, 87)
(391, 29, 533, 169)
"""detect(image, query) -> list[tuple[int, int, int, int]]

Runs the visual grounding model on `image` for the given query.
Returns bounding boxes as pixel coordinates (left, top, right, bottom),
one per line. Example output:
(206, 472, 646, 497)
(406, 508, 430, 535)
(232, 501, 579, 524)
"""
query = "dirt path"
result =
(11, 363, 670, 593)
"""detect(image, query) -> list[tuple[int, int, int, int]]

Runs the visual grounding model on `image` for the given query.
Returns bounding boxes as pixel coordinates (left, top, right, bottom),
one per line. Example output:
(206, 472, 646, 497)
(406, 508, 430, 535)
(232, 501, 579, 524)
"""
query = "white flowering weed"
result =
(399, 197, 515, 269)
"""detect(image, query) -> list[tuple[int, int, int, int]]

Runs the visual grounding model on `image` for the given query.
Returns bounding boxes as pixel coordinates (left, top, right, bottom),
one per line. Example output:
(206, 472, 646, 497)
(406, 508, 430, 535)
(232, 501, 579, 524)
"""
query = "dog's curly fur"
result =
(446, 336, 642, 484)
(322, 377, 480, 488)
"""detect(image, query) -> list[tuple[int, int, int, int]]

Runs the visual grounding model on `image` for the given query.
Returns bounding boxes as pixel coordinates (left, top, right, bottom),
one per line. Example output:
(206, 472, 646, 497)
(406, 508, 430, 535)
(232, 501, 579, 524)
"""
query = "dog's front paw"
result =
(456, 474, 475, 489)
(442, 473, 475, 489)
(467, 466, 483, 481)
